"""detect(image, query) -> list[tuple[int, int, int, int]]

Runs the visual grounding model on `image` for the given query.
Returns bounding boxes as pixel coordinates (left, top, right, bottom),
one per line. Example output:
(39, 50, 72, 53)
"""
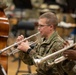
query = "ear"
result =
(50, 25, 53, 29)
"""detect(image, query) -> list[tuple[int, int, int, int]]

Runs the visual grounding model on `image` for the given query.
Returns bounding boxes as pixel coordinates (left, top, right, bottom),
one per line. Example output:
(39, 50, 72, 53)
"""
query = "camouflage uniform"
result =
(19, 31, 76, 75)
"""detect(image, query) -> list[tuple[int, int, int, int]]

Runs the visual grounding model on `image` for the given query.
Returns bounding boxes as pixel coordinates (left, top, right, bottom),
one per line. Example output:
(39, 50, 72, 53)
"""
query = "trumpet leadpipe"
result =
(7, 41, 37, 56)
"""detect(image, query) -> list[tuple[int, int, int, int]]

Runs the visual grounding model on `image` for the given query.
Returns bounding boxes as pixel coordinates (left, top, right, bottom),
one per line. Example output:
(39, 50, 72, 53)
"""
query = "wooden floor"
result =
(8, 55, 37, 75)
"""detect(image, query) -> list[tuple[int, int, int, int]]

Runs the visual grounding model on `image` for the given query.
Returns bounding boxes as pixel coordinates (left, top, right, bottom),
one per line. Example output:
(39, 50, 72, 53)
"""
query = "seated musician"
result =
(16, 12, 76, 75)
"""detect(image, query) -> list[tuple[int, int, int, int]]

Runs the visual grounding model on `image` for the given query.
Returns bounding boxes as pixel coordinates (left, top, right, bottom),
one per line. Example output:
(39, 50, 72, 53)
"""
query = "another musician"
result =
(16, 12, 76, 75)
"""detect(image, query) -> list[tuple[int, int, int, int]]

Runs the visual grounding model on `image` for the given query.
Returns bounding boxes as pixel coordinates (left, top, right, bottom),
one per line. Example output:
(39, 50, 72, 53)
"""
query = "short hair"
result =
(39, 12, 58, 27)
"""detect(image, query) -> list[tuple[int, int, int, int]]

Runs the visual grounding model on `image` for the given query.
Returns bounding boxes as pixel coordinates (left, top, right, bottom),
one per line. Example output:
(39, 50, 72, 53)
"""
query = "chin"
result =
(41, 34, 45, 37)
(40, 32, 45, 37)
(40, 34, 43, 37)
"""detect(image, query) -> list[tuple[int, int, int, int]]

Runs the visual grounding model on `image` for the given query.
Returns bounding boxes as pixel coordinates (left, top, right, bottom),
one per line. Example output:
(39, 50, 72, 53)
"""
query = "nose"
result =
(37, 26, 40, 31)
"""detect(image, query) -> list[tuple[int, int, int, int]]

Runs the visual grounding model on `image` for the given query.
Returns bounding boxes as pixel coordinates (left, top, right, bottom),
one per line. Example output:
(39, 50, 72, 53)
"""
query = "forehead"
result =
(38, 18, 47, 24)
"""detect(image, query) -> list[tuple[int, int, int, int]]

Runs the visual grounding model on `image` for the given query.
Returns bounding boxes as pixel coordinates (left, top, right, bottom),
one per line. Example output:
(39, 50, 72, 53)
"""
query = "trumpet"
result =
(34, 43, 76, 66)
(7, 41, 37, 56)
(0, 32, 40, 54)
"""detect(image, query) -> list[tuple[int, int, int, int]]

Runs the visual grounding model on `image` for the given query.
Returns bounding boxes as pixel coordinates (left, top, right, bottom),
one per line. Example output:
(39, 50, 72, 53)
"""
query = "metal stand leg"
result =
(15, 58, 31, 75)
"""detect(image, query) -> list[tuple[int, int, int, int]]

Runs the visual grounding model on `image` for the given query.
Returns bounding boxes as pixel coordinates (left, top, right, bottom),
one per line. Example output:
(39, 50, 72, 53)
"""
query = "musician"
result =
(16, 12, 76, 75)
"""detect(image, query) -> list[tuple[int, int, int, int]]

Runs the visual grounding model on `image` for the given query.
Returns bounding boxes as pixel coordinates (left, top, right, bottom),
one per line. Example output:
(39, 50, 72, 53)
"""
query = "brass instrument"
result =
(7, 41, 37, 56)
(0, 32, 40, 55)
(34, 43, 76, 66)
(0, 30, 75, 67)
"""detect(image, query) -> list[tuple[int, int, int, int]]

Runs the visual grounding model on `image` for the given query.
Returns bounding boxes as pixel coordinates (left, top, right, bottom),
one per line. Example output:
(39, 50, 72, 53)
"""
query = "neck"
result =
(46, 31, 55, 39)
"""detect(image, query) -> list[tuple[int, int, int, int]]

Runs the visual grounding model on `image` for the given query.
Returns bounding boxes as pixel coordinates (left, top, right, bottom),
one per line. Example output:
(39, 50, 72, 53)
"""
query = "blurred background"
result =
(4, 0, 76, 38)
(0, 0, 76, 75)
(5, 0, 76, 39)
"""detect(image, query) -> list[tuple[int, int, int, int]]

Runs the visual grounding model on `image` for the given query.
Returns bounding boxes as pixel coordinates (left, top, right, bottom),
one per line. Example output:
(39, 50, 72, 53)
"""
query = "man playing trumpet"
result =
(16, 12, 76, 75)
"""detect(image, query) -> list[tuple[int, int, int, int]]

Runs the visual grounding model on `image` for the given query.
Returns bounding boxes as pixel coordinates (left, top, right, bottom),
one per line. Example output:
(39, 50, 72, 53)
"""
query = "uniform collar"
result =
(42, 31, 58, 45)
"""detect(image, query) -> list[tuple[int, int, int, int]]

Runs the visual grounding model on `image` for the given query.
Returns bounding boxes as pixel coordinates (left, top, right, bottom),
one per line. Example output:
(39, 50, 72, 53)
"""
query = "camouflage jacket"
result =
(19, 31, 76, 75)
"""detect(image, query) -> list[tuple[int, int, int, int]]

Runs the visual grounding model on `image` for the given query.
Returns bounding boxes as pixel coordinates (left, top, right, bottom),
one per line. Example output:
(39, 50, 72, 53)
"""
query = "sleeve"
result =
(36, 41, 66, 72)
(19, 51, 34, 65)
(35, 41, 65, 71)
(19, 44, 37, 65)
(19, 44, 40, 65)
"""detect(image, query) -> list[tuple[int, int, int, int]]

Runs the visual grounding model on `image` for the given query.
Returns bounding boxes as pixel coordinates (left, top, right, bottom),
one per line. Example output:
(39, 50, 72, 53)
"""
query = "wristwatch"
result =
(27, 48, 32, 54)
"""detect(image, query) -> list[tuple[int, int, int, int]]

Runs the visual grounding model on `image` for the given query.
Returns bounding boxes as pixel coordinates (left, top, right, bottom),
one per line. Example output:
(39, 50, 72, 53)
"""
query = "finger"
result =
(17, 45, 22, 50)
(19, 35, 24, 40)
(17, 35, 24, 42)
(63, 51, 68, 54)
(65, 54, 68, 57)
(20, 35, 24, 39)
(73, 46, 76, 49)
(63, 51, 69, 57)
(26, 40, 29, 43)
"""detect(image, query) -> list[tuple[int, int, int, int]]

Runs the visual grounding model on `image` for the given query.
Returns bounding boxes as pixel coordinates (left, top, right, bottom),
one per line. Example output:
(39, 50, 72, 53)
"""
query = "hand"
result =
(63, 50, 76, 60)
(16, 35, 30, 52)
(16, 35, 24, 42)
(17, 40, 30, 52)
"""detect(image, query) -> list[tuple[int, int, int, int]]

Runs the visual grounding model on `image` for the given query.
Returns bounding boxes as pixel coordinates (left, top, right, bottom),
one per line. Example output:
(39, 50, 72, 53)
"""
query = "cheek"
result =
(44, 27, 50, 32)
(41, 28, 48, 36)
(38, 27, 44, 31)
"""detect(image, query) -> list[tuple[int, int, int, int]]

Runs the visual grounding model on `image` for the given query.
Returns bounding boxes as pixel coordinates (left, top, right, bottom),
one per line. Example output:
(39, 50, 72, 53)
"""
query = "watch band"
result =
(27, 48, 32, 54)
